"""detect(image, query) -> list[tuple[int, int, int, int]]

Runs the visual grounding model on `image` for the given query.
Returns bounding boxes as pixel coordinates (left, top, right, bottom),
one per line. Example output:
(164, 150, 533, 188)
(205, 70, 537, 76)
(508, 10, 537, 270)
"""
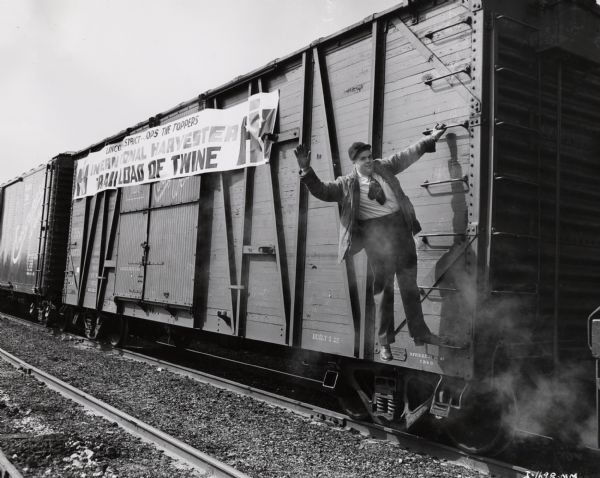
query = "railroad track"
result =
(1, 313, 530, 477)
(0, 446, 23, 478)
(0, 317, 249, 478)
(121, 345, 531, 478)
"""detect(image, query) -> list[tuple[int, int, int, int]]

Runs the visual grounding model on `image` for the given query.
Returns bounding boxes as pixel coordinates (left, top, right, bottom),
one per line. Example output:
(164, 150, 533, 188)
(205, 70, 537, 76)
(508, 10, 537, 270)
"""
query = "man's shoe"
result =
(414, 332, 467, 349)
(380, 345, 393, 361)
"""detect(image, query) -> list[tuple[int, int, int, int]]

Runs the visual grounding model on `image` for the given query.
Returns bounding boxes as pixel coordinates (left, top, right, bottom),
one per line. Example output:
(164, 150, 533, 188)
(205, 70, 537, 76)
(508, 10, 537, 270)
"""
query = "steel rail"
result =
(157, 340, 323, 384)
(0, 345, 249, 478)
(119, 345, 531, 478)
(1, 313, 531, 477)
(2, 314, 320, 385)
(0, 447, 23, 478)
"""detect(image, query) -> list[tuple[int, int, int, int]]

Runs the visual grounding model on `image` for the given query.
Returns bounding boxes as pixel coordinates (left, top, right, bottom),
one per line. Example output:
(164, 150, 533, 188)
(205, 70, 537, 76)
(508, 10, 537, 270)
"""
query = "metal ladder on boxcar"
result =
(486, 15, 541, 317)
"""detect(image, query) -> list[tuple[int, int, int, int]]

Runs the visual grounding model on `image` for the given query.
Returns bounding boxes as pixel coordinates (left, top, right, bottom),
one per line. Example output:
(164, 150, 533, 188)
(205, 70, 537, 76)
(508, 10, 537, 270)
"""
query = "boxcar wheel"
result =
(84, 313, 102, 340)
(335, 376, 370, 421)
(41, 304, 53, 327)
(56, 308, 72, 332)
(169, 326, 192, 349)
(106, 317, 129, 347)
(444, 381, 517, 456)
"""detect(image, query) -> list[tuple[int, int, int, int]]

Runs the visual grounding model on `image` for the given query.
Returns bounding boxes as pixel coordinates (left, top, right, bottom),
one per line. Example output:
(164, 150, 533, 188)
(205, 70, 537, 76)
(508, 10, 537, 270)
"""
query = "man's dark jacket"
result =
(300, 136, 436, 263)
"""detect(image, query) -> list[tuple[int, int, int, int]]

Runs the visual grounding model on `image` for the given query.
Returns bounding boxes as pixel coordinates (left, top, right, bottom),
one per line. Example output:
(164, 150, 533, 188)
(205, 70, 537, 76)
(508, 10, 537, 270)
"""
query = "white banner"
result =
(73, 91, 279, 199)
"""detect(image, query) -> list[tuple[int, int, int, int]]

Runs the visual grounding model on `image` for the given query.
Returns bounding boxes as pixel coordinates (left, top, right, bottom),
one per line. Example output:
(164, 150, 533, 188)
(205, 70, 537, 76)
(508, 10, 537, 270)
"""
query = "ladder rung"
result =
(419, 233, 466, 238)
(491, 289, 538, 296)
(419, 286, 458, 293)
(495, 14, 539, 31)
(495, 65, 536, 83)
(495, 120, 538, 134)
(423, 16, 472, 40)
(492, 231, 538, 240)
(420, 175, 468, 188)
(424, 66, 471, 86)
(494, 173, 538, 187)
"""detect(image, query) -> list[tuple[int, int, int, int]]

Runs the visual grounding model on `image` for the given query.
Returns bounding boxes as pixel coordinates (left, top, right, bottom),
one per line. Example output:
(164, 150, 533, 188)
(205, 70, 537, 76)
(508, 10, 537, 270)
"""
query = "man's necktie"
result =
(368, 177, 386, 205)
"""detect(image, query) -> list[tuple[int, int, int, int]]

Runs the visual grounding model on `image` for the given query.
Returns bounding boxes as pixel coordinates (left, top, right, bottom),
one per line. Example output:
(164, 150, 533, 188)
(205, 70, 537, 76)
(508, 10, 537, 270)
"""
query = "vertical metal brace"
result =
(77, 193, 103, 308)
(211, 96, 239, 336)
(257, 77, 292, 342)
(95, 188, 110, 308)
(314, 46, 361, 355)
(290, 49, 314, 347)
(140, 136, 158, 304)
(96, 189, 122, 310)
(361, 17, 387, 359)
(233, 86, 255, 337)
(192, 96, 209, 328)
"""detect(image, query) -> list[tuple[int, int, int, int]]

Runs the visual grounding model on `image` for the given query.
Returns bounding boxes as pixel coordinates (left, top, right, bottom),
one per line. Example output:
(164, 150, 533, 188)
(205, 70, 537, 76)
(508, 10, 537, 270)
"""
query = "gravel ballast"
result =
(0, 358, 202, 478)
(0, 317, 484, 477)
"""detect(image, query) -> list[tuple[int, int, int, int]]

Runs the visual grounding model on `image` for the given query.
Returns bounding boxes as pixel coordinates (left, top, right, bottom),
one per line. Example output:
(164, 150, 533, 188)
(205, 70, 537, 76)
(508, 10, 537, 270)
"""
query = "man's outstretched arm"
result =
(295, 144, 344, 203)
(383, 124, 446, 175)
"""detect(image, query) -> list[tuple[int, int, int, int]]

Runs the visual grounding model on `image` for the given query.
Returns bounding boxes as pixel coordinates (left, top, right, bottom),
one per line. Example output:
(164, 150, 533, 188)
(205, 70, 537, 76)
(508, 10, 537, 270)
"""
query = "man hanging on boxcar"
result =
(295, 124, 462, 362)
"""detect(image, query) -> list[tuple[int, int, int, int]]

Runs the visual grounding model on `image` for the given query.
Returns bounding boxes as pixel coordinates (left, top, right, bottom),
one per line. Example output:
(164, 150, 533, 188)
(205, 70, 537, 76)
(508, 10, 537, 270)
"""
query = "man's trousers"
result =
(358, 211, 431, 346)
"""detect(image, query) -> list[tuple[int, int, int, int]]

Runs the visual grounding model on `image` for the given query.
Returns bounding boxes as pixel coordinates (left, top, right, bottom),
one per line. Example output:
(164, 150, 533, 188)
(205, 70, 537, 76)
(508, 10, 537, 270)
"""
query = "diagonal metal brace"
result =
(391, 16, 481, 106)
(393, 234, 478, 335)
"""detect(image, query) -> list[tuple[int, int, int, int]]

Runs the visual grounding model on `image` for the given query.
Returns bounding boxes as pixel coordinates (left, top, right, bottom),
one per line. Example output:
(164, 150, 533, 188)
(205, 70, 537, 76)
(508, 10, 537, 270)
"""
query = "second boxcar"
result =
(0, 156, 74, 321)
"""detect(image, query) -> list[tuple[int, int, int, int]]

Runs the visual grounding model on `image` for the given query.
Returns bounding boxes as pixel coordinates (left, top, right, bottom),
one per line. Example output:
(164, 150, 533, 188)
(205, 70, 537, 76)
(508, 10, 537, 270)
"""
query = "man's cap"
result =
(348, 142, 371, 161)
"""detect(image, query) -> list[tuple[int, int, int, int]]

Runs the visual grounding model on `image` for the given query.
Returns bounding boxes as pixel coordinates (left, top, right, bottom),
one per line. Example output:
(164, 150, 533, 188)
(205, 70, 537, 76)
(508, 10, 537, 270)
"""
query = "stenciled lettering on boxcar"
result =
(312, 332, 342, 345)
(72, 91, 279, 200)
(0, 170, 46, 290)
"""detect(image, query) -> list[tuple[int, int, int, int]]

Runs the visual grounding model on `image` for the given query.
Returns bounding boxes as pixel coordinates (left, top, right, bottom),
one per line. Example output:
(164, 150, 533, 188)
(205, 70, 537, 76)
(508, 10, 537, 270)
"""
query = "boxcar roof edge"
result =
(0, 162, 49, 189)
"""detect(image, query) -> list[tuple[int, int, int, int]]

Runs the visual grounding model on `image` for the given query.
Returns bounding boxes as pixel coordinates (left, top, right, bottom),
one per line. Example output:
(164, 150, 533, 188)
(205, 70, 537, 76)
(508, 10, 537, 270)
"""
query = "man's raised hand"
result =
(431, 123, 447, 141)
(294, 144, 311, 171)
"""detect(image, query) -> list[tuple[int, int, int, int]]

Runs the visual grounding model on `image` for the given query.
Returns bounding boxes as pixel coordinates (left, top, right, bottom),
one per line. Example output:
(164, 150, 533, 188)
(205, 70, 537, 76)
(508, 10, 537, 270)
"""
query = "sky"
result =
(0, 0, 403, 183)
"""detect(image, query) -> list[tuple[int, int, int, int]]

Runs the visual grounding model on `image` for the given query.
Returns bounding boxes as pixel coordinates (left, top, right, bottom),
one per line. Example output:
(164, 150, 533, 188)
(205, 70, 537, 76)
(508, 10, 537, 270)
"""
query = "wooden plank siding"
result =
(184, 0, 480, 367)
(61, 0, 485, 379)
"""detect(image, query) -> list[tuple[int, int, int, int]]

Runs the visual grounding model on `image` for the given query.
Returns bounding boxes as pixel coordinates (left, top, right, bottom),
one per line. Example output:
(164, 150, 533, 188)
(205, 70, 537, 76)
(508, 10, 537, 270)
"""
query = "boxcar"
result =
(27, 0, 600, 452)
(0, 156, 74, 320)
